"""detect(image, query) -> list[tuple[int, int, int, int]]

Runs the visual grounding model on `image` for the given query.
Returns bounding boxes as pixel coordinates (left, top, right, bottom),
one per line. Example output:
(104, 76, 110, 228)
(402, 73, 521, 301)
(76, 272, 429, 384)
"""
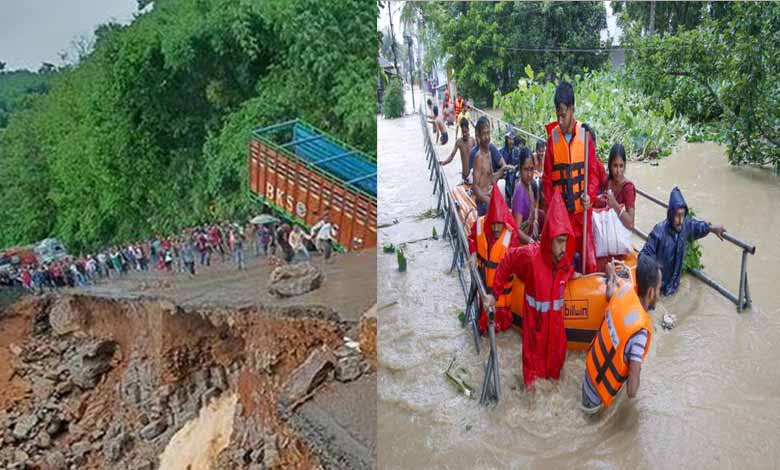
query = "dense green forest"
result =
(0, 69, 54, 129)
(0, 0, 377, 253)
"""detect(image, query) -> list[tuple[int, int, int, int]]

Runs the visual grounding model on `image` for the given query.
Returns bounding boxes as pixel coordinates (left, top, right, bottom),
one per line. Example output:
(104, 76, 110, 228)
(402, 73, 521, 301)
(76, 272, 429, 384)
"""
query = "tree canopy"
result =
(421, 1, 608, 106)
(626, 2, 780, 168)
(0, 0, 377, 253)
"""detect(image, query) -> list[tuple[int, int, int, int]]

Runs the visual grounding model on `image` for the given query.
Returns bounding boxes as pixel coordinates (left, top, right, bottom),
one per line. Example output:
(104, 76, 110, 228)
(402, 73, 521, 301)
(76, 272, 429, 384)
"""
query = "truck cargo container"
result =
(249, 120, 376, 250)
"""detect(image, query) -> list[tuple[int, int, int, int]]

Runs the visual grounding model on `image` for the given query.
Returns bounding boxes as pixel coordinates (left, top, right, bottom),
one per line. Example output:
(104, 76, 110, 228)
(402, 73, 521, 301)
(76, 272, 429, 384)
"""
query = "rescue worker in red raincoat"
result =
(485, 190, 575, 388)
(542, 81, 602, 273)
(468, 184, 521, 333)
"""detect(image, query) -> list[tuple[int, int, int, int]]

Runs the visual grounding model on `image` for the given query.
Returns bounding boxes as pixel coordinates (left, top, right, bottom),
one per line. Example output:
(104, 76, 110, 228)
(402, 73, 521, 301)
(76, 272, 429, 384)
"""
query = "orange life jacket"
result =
(476, 217, 513, 308)
(585, 279, 653, 407)
(454, 97, 464, 116)
(549, 121, 586, 214)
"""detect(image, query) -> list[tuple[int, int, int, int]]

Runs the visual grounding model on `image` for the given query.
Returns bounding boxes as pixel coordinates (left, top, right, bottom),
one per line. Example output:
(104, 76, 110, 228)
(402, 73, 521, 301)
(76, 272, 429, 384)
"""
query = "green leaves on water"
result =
(396, 247, 407, 272)
(498, 69, 692, 161)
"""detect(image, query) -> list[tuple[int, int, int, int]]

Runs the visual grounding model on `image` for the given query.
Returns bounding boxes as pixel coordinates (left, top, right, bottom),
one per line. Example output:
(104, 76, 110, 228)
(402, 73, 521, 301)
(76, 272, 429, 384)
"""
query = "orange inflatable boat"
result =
(450, 185, 638, 350)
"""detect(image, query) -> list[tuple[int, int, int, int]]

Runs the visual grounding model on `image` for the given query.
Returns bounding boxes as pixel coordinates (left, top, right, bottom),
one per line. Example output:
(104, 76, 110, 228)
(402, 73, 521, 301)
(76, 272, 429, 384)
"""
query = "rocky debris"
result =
(358, 305, 377, 366)
(278, 346, 336, 417)
(268, 263, 323, 297)
(139, 419, 167, 440)
(264, 433, 282, 469)
(12, 414, 39, 441)
(0, 293, 373, 470)
(48, 296, 82, 337)
(65, 339, 117, 389)
(335, 354, 363, 383)
(102, 423, 132, 463)
(44, 450, 66, 470)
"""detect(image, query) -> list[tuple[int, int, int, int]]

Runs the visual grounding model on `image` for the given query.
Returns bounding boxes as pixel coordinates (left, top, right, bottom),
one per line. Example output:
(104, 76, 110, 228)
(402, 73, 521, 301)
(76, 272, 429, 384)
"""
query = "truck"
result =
(248, 119, 376, 250)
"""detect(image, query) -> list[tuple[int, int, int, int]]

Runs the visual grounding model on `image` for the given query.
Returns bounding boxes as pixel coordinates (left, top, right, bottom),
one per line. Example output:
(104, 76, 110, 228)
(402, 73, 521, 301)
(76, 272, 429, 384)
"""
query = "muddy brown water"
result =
(377, 100, 780, 469)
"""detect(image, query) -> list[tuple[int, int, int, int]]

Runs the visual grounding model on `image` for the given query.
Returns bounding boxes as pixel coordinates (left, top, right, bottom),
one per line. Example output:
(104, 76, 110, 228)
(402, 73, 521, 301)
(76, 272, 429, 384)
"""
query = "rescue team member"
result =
(485, 190, 574, 388)
(468, 184, 521, 333)
(454, 93, 464, 118)
(542, 81, 603, 273)
(581, 254, 663, 414)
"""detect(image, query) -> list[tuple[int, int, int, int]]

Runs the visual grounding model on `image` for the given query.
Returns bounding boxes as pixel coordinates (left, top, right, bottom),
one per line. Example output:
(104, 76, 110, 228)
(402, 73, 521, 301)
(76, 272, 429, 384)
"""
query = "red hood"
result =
(545, 121, 559, 138)
(485, 184, 517, 241)
(540, 189, 574, 267)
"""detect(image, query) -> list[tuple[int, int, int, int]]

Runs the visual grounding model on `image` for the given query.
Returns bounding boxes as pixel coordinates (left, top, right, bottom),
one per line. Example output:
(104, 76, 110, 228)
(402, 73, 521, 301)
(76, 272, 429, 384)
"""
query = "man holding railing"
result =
(639, 186, 726, 296)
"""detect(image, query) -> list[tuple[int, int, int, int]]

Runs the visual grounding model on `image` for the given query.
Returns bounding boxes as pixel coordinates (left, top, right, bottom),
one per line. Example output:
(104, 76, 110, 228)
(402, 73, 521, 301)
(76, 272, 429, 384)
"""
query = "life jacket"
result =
(475, 217, 513, 308)
(548, 121, 586, 214)
(585, 279, 653, 407)
(454, 97, 464, 116)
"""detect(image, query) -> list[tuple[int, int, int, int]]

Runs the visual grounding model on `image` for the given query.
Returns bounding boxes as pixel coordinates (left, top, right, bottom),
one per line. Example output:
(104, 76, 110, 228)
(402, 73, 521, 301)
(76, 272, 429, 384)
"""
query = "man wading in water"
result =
(471, 116, 512, 216)
(485, 190, 574, 388)
(428, 105, 449, 145)
(581, 255, 663, 414)
(440, 117, 476, 184)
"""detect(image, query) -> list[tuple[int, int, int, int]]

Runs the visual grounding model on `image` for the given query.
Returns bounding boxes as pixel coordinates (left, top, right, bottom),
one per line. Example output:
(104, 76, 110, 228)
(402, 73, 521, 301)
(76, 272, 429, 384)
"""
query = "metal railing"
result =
(419, 105, 501, 405)
(453, 113, 756, 312)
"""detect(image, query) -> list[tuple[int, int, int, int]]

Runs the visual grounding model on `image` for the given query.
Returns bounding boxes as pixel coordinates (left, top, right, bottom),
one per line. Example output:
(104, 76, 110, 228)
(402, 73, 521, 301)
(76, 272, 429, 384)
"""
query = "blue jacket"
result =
(639, 186, 711, 296)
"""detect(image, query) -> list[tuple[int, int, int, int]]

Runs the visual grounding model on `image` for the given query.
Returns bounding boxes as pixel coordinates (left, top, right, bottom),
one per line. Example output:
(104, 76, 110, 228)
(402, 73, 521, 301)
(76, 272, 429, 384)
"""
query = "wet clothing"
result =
(543, 120, 600, 273)
(582, 330, 648, 408)
(639, 187, 711, 296)
(468, 185, 521, 333)
(583, 278, 653, 408)
(492, 190, 575, 388)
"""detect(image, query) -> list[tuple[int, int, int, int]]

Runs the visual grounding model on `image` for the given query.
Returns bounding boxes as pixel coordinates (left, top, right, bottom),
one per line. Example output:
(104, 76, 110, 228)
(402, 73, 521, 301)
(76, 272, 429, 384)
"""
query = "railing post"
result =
(738, 249, 747, 312)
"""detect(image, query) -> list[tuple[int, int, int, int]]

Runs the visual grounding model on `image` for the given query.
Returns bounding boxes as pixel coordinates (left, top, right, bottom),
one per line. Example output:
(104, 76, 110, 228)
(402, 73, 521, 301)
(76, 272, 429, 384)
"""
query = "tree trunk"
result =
(387, 5, 402, 80)
(648, 1, 656, 37)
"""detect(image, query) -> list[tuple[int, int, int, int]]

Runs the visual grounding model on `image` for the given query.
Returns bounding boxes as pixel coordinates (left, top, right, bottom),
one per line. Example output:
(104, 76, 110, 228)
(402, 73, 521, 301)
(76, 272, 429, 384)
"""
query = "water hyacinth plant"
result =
(496, 67, 698, 162)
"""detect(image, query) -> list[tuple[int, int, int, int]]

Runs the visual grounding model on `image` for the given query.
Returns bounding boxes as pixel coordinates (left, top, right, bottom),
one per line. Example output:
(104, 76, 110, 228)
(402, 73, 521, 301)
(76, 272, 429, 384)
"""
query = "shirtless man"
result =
(428, 105, 449, 145)
(471, 116, 512, 215)
(440, 117, 475, 184)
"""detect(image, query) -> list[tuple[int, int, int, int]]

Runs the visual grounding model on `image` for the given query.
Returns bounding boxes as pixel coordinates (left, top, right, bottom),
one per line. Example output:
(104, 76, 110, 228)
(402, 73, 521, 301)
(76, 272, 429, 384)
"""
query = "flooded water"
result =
(377, 94, 780, 469)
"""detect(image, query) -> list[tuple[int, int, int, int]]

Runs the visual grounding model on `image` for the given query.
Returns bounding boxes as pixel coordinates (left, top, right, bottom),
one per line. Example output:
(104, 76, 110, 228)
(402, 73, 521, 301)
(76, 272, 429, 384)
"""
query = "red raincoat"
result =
(492, 190, 575, 388)
(468, 184, 521, 333)
(542, 120, 600, 273)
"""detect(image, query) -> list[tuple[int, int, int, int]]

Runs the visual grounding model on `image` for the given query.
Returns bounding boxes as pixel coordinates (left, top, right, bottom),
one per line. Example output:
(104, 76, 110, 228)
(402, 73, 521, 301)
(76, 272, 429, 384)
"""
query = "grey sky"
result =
(0, 0, 139, 71)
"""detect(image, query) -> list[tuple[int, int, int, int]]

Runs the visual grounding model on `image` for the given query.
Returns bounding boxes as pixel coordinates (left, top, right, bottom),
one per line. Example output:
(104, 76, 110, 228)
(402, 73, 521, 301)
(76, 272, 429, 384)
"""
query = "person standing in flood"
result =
(439, 117, 476, 185)
(542, 81, 601, 273)
(581, 255, 662, 414)
(485, 190, 575, 388)
(639, 186, 726, 296)
(428, 105, 449, 145)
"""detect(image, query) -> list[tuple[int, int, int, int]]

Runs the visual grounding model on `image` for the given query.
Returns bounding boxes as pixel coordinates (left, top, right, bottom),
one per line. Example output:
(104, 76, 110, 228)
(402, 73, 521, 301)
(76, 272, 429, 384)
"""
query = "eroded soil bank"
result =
(0, 294, 376, 469)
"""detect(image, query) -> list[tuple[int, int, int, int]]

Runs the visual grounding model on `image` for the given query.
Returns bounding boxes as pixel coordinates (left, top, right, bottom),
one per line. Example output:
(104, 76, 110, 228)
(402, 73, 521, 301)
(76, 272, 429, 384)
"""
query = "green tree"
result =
(627, 3, 780, 168)
(428, 2, 608, 105)
(612, 1, 734, 38)
(382, 78, 405, 118)
(0, 0, 376, 252)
